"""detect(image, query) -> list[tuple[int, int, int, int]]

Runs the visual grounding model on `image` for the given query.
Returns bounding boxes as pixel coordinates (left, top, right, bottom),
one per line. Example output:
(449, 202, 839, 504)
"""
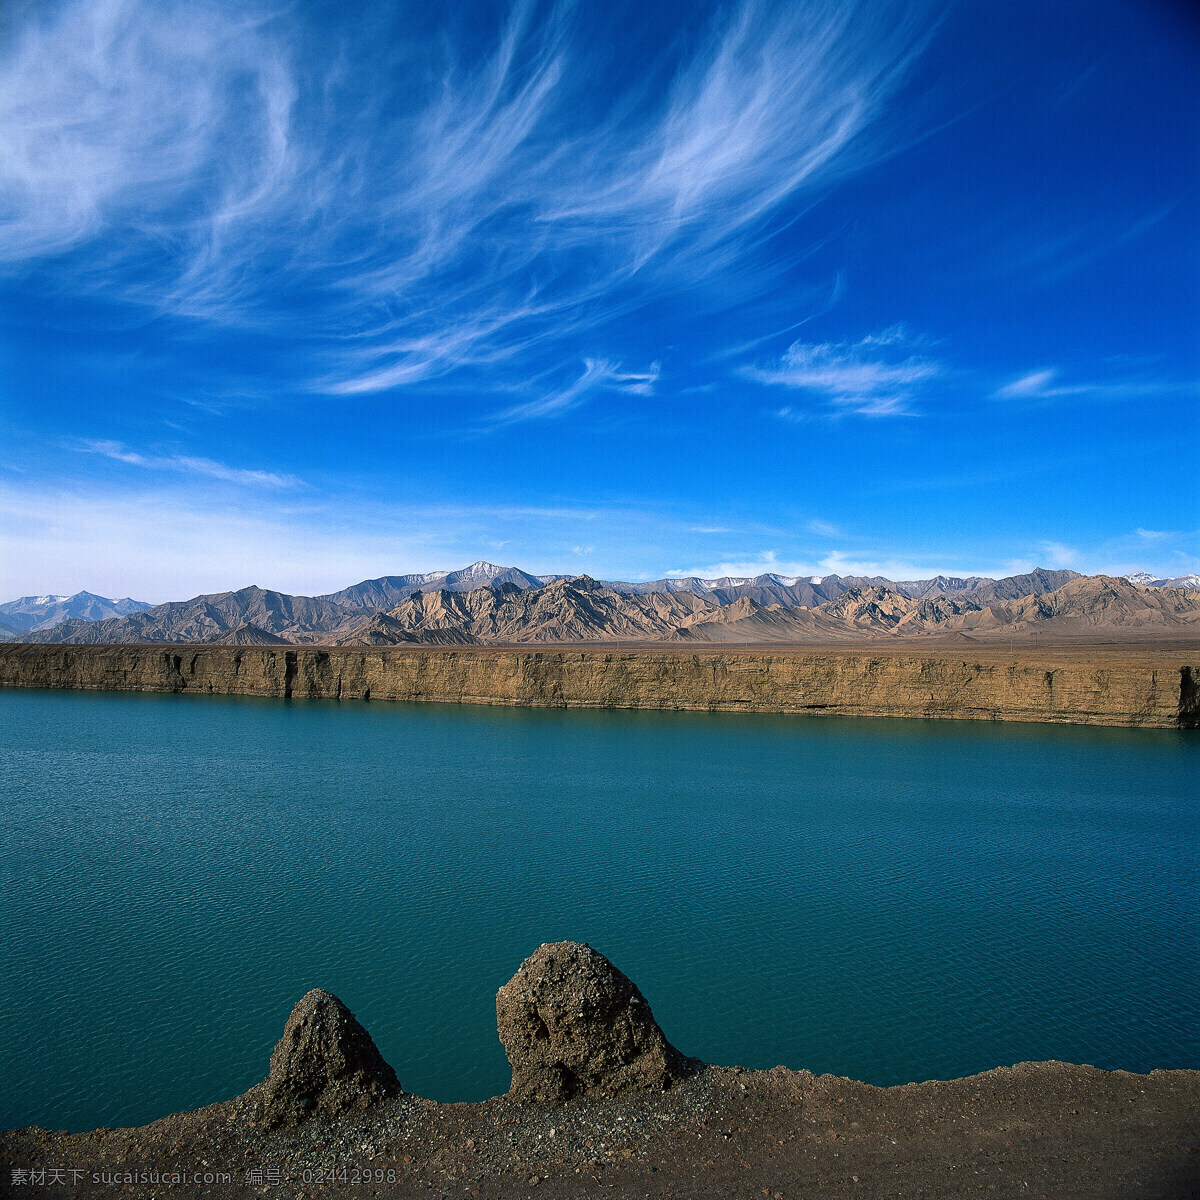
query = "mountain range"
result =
(0, 591, 152, 638)
(8, 563, 1199, 647)
(341, 574, 1200, 645)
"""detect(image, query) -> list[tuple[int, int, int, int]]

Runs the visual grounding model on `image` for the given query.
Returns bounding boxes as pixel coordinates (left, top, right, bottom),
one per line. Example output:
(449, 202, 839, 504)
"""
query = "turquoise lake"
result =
(1, 688, 1196, 1133)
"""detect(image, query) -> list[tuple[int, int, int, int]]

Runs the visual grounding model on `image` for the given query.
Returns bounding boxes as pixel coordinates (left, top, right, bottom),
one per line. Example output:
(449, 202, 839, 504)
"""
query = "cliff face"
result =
(0, 643, 1195, 728)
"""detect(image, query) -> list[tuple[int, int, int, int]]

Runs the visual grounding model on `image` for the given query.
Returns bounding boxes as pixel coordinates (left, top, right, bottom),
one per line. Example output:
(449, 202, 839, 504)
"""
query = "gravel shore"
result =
(4, 1060, 1197, 1200)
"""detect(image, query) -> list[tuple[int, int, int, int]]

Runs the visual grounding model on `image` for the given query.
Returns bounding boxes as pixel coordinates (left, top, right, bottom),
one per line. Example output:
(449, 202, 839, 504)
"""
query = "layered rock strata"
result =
(0, 643, 1196, 727)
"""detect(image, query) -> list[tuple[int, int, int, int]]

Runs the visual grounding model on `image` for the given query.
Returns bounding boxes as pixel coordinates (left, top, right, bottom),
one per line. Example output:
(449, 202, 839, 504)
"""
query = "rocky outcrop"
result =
(259, 989, 400, 1127)
(496, 943, 696, 1102)
(0, 643, 1195, 728)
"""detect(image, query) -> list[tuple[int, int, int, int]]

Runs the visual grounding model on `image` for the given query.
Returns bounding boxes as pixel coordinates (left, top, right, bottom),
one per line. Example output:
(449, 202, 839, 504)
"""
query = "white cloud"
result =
(0, 0, 299, 300)
(0, 483, 613, 601)
(987, 205, 1176, 289)
(667, 549, 946, 580)
(748, 327, 939, 415)
(995, 370, 1060, 399)
(668, 551, 822, 579)
(8, 476, 1193, 600)
(492, 359, 659, 423)
(0, 488, 411, 602)
(669, 546, 1091, 583)
(1, 0, 932, 396)
(74, 440, 302, 489)
(806, 518, 840, 537)
(1038, 541, 1078, 569)
(813, 550, 937, 580)
(993, 366, 1194, 404)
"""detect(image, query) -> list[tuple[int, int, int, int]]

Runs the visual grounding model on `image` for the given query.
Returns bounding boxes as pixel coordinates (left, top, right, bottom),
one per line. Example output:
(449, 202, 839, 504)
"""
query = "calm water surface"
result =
(1, 688, 1196, 1132)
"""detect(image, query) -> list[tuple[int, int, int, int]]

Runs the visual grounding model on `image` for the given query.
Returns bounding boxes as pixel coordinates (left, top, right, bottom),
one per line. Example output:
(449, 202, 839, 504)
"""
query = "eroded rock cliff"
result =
(0, 643, 1195, 728)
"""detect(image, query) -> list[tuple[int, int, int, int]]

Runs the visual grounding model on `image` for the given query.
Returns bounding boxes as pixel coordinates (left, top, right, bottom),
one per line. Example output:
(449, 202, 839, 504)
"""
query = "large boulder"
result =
(260, 989, 400, 1126)
(496, 942, 696, 1102)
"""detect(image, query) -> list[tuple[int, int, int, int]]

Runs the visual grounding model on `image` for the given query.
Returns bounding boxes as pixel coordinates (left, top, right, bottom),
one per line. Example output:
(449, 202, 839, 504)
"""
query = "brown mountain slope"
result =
(32, 574, 1200, 648)
(943, 575, 1200, 637)
(339, 575, 1200, 646)
(341, 578, 720, 644)
(206, 622, 292, 646)
(341, 611, 482, 646)
(676, 595, 823, 641)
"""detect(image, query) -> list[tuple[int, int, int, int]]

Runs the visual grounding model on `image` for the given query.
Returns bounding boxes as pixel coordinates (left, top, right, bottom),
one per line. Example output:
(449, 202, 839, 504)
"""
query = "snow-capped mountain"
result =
(1122, 573, 1200, 590)
(320, 562, 565, 609)
(0, 591, 153, 636)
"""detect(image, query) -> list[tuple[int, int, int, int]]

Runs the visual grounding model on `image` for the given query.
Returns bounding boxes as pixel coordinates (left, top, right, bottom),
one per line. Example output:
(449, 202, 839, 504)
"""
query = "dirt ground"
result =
(4, 1060, 1197, 1200)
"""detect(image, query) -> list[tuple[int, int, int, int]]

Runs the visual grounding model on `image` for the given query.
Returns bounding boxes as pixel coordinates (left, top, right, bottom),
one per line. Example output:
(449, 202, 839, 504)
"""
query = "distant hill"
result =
(206, 622, 293, 646)
(598, 567, 1080, 607)
(0, 591, 152, 638)
(18, 563, 1200, 646)
(888, 568, 1081, 602)
(38, 586, 362, 645)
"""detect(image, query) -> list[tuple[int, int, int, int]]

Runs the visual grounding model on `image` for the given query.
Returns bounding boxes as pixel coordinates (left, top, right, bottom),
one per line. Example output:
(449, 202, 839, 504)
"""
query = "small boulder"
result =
(496, 942, 696, 1103)
(260, 989, 400, 1126)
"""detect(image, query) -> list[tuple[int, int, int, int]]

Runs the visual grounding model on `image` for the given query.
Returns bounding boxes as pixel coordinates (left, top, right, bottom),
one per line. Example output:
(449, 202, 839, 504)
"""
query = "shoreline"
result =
(1, 641, 1196, 728)
(5, 1063, 1199, 1199)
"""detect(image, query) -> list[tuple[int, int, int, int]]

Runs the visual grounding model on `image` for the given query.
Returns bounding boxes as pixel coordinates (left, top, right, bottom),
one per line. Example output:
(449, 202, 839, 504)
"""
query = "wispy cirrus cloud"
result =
(993, 366, 1197, 403)
(0, 0, 299, 295)
(995, 370, 1064, 399)
(746, 326, 940, 416)
(492, 359, 660, 424)
(1, 0, 933, 410)
(74, 440, 302, 489)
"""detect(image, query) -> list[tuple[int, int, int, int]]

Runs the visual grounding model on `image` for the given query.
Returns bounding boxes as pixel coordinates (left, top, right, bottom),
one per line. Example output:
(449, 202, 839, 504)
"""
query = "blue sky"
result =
(1, 0, 1197, 601)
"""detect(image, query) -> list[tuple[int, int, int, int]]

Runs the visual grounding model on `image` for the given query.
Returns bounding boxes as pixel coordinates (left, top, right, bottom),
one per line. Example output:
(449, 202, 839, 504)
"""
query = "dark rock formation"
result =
(496, 942, 696, 1103)
(260, 989, 400, 1126)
